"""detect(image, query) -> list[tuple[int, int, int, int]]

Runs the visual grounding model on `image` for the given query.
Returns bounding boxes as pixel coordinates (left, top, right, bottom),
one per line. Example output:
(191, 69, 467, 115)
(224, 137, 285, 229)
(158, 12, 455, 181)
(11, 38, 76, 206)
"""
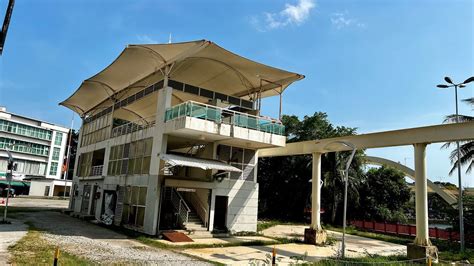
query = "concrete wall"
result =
(29, 180, 53, 196)
(214, 179, 258, 233)
(165, 178, 258, 233)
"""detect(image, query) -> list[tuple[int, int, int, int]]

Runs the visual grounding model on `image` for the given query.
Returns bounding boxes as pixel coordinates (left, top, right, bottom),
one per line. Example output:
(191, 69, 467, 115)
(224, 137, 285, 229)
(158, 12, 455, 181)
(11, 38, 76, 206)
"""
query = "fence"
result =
(350, 220, 463, 242)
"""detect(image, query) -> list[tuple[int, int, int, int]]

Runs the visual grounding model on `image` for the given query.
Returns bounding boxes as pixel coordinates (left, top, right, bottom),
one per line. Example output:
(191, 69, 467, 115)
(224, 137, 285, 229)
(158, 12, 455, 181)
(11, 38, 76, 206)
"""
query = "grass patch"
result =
(313, 255, 421, 265)
(0, 207, 62, 218)
(324, 224, 412, 246)
(257, 219, 305, 232)
(8, 222, 91, 265)
(137, 236, 279, 250)
(324, 224, 474, 263)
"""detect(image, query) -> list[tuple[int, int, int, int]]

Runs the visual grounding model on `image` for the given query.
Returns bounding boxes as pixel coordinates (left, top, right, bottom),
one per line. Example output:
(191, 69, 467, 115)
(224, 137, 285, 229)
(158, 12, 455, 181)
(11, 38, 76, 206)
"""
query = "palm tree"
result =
(442, 97, 473, 174)
(322, 151, 364, 223)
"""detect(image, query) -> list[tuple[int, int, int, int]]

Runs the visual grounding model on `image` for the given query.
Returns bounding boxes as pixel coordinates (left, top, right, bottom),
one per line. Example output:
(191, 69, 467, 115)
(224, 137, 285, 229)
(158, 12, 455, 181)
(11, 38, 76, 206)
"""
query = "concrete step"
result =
(185, 223, 207, 231)
(177, 229, 214, 239)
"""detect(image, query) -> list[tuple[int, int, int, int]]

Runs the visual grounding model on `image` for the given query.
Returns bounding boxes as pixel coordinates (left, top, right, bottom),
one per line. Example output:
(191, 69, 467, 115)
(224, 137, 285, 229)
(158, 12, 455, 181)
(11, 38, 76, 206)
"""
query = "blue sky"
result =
(0, 0, 472, 185)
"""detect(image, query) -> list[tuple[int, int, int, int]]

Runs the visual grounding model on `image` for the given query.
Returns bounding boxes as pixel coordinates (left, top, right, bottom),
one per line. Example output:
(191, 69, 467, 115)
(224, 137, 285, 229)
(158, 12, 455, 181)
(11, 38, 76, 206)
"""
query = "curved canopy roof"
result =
(60, 40, 304, 116)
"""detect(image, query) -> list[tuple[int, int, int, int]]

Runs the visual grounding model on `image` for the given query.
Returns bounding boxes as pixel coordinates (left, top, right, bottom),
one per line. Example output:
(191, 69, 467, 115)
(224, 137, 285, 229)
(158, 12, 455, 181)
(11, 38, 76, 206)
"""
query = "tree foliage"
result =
(442, 97, 473, 174)
(354, 166, 411, 223)
(258, 112, 412, 225)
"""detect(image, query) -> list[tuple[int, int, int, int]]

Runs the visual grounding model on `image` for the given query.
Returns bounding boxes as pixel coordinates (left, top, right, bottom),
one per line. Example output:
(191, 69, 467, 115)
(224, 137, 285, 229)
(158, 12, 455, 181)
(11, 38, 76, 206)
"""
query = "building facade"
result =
(0, 107, 71, 196)
(62, 40, 303, 235)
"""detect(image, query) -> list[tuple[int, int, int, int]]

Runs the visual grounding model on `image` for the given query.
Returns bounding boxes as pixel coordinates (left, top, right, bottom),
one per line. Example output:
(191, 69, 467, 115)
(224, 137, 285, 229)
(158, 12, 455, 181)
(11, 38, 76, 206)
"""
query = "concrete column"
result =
(413, 143, 431, 246)
(304, 152, 327, 244)
(208, 189, 216, 231)
(311, 152, 322, 230)
(146, 68, 173, 235)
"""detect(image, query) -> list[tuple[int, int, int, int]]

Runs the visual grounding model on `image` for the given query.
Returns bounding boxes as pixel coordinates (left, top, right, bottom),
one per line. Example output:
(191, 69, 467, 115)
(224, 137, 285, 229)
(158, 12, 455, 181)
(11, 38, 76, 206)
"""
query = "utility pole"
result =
(0, 0, 15, 55)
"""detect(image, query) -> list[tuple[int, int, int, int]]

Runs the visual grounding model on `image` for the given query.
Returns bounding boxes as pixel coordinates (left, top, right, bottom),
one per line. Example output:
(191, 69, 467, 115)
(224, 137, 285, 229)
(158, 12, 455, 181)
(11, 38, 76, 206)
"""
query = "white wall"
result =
(29, 180, 54, 197)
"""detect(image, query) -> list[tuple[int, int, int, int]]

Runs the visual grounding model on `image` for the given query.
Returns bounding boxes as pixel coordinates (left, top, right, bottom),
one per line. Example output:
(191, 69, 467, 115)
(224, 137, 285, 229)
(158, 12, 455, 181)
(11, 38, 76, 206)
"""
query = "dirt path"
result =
(0, 219, 28, 265)
(19, 211, 210, 265)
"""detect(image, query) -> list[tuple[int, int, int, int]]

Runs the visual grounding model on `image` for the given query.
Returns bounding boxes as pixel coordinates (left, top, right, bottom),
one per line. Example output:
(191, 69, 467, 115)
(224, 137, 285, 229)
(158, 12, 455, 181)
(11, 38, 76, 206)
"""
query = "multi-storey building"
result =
(0, 107, 71, 196)
(61, 40, 303, 235)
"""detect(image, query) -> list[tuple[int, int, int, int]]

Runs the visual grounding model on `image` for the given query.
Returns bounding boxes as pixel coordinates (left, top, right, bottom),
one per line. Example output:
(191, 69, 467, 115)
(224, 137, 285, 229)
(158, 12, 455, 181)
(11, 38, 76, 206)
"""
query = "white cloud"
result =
(252, 0, 316, 31)
(136, 34, 158, 43)
(330, 12, 366, 29)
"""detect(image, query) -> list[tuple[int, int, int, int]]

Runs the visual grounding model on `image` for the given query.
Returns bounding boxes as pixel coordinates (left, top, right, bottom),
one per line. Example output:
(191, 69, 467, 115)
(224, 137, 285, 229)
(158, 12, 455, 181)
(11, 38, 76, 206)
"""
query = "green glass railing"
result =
(165, 101, 285, 135)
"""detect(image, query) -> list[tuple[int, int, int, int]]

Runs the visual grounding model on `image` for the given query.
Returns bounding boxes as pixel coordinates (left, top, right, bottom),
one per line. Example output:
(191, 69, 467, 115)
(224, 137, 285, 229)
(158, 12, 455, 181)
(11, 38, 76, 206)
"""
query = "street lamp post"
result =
(436, 75, 474, 252)
(2, 143, 29, 223)
(325, 141, 357, 259)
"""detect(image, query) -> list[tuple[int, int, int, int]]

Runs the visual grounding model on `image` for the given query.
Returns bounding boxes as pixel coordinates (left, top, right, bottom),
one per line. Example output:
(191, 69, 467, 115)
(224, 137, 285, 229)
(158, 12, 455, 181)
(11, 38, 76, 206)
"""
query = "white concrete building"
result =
(0, 107, 71, 196)
(61, 40, 303, 235)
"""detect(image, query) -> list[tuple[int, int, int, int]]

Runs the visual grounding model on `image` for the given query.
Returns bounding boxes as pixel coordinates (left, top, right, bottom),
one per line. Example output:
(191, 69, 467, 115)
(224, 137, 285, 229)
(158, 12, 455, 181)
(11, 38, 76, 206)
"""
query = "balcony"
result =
(91, 165, 103, 176)
(164, 101, 286, 148)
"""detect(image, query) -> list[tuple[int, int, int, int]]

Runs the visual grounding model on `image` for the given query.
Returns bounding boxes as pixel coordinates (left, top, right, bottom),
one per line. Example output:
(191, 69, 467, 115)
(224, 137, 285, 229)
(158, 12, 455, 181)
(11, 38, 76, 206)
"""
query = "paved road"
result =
(1, 197, 69, 209)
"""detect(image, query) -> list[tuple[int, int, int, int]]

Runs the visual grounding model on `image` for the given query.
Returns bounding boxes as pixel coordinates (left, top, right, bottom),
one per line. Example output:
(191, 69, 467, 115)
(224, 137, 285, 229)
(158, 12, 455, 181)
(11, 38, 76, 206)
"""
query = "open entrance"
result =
(213, 195, 228, 231)
(159, 186, 210, 231)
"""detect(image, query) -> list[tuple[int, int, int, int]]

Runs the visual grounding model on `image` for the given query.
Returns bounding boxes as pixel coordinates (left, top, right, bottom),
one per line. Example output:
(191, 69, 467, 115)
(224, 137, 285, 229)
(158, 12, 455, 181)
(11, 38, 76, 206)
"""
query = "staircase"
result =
(167, 187, 213, 238)
(181, 209, 213, 239)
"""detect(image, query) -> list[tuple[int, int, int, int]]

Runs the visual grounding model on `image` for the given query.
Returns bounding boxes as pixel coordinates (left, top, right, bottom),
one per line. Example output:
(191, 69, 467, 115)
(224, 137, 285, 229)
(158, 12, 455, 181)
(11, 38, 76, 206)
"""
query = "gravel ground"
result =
(20, 211, 211, 265)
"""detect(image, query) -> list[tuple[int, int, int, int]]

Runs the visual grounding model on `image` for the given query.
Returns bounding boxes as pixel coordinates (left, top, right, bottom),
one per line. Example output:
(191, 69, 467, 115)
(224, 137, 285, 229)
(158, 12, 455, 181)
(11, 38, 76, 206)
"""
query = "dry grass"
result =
(8, 223, 90, 266)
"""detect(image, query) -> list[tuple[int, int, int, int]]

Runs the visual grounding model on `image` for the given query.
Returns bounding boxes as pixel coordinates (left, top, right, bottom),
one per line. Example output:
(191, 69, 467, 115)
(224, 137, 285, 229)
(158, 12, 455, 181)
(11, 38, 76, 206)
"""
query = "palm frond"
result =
(461, 97, 474, 106)
(443, 114, 474, 124)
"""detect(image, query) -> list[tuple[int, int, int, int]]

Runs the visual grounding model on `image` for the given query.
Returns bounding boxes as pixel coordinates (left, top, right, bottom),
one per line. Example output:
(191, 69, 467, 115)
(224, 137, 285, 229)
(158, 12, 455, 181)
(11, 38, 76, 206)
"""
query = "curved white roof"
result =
(60, 40, 304, 116)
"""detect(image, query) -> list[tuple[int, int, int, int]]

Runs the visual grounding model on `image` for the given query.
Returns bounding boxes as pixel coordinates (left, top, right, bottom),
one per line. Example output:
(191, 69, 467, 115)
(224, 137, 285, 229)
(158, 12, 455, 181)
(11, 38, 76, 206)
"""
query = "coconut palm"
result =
(442, 97, 473, 174)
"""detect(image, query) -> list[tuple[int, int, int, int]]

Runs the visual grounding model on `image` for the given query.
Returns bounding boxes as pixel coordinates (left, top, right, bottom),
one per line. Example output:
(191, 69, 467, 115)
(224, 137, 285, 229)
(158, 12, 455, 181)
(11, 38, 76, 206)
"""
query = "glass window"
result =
(49, 162, 58, 175)
(52, 147, 60, 161)
(54, 132, 63, 146)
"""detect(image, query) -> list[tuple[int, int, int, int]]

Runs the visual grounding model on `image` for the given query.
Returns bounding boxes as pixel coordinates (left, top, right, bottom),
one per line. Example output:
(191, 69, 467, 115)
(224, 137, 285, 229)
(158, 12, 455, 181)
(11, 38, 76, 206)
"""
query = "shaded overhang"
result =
(60, 40, 304, 117)
(161, 153, 242, 172)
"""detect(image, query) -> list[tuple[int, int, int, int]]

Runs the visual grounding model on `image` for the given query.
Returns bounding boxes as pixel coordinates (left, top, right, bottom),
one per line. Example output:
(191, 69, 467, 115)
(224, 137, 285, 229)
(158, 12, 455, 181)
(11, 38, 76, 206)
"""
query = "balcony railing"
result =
(111, 117, 156, 138)
(91, 165, 103, 176)
(165, 101, 285, 135)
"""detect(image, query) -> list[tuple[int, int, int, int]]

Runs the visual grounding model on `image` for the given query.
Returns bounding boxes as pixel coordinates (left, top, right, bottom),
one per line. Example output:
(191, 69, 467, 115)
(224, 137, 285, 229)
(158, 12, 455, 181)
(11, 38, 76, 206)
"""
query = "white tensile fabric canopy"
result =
(60, 40, 304, 116)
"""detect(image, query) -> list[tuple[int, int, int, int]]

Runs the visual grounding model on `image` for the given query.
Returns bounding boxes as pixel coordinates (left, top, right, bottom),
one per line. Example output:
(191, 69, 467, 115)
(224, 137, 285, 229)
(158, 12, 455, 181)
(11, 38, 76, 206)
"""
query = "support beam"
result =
(259, 122, 474, 157)
(304, 152, 327, 245)
(414, 143, 430, 246)
(311, 152, 322, 230)
(408, 143, 438, 260)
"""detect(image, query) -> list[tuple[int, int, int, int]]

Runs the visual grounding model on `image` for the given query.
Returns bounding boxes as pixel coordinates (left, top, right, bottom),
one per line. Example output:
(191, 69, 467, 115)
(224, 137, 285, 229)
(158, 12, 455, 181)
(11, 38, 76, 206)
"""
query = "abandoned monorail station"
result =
(61, 40, 474, 256)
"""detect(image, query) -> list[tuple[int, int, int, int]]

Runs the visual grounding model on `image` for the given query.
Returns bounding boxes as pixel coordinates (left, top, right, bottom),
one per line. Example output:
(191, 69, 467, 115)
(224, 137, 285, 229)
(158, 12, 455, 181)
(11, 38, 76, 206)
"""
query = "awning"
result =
(60, 40, 304, 116)
(160, 153, 242, 172)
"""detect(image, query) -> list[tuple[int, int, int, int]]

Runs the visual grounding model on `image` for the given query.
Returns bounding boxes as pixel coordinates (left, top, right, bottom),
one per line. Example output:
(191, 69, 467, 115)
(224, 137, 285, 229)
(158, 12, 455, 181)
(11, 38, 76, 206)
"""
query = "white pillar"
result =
(311, 152, 322, 231)
(208, 189, 216, 232)
(414, 143, 431, 246)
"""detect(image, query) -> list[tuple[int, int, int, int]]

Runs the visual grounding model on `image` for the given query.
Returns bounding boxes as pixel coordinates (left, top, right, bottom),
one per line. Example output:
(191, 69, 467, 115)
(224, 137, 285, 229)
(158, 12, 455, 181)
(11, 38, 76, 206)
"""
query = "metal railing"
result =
(111, 117, 156, 138)
(91, 165, 103, 176)
(164, 101, 285, 135)
(170, 188, 190, 225)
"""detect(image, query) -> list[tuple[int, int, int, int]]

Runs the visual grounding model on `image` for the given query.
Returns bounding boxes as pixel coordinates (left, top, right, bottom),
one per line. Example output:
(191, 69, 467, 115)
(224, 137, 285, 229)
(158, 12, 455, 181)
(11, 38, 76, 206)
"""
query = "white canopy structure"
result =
(60, 40, 304, 117)
(160, 153, 242, 172)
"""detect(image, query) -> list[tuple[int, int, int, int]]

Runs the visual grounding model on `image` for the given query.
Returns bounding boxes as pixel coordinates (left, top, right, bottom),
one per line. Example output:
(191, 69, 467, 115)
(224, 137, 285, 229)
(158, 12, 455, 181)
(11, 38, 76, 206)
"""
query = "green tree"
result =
(442, 97, 473, 174)
(258, 112, 364, 223)
(354, 166, 411, 223)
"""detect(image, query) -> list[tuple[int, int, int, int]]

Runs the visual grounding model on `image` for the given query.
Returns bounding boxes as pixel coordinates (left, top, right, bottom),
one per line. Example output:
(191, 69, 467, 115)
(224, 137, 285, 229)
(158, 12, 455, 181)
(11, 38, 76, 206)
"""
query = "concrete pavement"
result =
(182, 225, 406, 265)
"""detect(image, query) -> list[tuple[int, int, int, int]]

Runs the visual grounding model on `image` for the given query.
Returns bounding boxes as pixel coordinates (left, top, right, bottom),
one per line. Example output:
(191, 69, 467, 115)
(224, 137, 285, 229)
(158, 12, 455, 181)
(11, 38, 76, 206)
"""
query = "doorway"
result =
(81, 185, 91, 214)
(213, 196, 228, 230)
